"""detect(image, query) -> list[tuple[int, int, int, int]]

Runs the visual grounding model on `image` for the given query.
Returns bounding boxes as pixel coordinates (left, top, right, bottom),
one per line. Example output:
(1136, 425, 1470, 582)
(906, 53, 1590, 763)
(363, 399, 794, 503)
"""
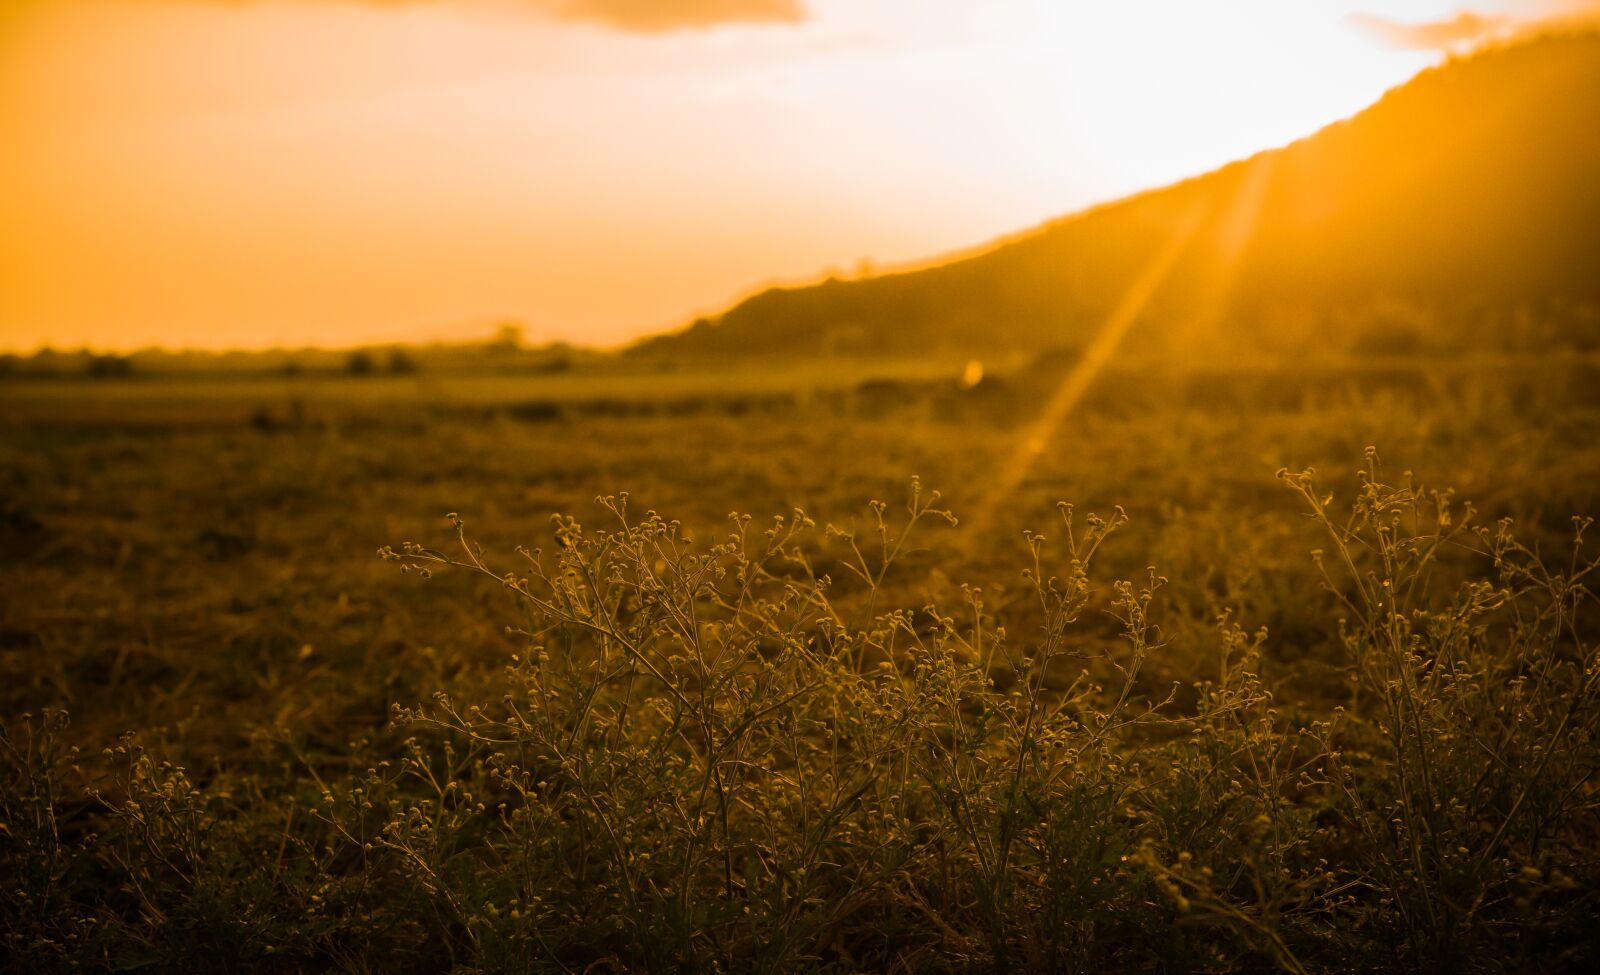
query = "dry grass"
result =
(3, 354, 1598, 972)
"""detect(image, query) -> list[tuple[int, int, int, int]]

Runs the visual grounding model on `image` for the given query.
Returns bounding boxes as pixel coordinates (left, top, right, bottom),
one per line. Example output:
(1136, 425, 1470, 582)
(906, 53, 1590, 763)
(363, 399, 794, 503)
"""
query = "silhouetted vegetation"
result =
(86, 353, 133, 378)
(386, 349, 418, 374)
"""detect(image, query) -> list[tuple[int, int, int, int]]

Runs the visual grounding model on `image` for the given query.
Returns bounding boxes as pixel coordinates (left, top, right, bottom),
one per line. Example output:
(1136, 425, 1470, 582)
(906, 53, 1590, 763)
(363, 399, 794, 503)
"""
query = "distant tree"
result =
(491, 322, 525, 352)
(535, 346, 574, 374)
(345, 350, 376, 375)
(29, 346, 63, 377)
(386, 349, 418, 374)
(87, 354, 133, 378)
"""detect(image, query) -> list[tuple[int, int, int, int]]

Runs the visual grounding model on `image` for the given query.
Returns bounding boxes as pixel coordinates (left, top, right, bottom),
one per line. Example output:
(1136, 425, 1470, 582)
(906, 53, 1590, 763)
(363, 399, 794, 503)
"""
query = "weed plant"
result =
(3, 453, 1596, 972)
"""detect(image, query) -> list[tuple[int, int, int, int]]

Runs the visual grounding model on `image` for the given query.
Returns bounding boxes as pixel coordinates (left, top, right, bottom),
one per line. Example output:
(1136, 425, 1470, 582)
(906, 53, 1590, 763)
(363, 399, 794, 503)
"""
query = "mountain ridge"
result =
(633, 32, 1600, 359)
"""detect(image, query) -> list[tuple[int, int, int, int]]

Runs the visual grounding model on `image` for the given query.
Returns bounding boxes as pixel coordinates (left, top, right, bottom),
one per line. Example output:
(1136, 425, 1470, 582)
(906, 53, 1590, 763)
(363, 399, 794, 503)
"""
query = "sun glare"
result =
(1002, 1, 1439, 203)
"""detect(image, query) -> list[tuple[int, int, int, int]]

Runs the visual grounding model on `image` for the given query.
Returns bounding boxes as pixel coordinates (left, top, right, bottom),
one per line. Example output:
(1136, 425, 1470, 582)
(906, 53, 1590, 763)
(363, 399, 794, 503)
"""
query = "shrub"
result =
(2, 455, 1595, 972)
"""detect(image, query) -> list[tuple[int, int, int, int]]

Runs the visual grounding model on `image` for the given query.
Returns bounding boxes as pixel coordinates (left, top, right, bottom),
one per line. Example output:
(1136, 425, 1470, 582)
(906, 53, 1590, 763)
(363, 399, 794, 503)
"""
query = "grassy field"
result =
(3, 352, 1598, 972)
(0, 354, 1018, 425)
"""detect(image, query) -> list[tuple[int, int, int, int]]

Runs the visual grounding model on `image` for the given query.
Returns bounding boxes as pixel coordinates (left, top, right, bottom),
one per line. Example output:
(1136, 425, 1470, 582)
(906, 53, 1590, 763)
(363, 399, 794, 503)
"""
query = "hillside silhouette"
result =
(637, 33, 1600, 359)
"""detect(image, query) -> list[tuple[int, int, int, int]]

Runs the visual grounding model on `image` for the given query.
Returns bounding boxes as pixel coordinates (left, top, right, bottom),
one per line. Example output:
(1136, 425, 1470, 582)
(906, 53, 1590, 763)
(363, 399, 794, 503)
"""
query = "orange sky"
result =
(0, 0, 1586, 351)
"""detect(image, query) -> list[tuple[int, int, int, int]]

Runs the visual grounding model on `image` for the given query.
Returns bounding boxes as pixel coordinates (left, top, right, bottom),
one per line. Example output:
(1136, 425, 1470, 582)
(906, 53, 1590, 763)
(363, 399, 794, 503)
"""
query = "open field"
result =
(4, 352, 1598, 971)
(0, 354, 1020, 423)
(7, 12, 1600, 973)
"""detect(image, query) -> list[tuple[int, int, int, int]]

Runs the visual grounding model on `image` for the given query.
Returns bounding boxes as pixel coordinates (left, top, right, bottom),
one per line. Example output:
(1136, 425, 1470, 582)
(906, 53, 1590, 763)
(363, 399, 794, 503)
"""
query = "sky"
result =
(0, 0, 1593, 352)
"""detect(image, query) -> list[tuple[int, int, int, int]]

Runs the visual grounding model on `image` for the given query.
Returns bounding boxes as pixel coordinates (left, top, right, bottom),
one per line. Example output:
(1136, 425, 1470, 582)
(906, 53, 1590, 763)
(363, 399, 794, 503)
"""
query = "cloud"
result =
(1346, 10, 1511, 51)
(546, 0, 807, 33)
(103, 0, 810, 34)
(1525, 0, 1600, 28)
(1348, 2, 1600, 52)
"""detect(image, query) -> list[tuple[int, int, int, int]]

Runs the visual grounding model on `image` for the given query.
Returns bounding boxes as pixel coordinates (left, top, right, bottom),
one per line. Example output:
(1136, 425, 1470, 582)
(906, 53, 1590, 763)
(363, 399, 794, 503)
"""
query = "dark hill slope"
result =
(637, 34, 1600, 358)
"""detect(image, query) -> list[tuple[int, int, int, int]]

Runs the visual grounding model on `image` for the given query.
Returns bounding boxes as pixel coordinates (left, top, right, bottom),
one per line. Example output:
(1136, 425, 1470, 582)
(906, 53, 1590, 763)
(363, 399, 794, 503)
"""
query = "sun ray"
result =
(962, 199, 1211, 541)
(1170, 150, 1276, 360)
(963, 148, 1286, 543)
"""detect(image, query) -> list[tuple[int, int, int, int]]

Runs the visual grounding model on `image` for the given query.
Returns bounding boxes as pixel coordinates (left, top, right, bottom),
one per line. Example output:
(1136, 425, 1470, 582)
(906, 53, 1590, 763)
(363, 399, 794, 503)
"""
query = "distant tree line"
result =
(344, 349, 418, 376)
(0, 327, 587, 379)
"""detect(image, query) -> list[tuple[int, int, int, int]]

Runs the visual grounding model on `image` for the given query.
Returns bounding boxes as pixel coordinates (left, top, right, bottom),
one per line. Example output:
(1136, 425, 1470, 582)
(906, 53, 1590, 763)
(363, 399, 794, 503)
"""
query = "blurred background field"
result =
(5, 346, 1597, 759)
